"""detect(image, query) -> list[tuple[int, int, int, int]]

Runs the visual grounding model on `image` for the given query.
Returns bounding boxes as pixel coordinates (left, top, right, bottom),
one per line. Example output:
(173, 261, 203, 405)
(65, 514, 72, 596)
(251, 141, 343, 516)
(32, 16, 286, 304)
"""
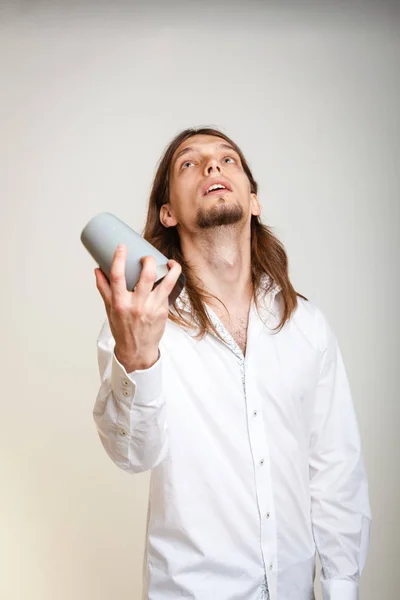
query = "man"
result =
(93, 127, 371, 600)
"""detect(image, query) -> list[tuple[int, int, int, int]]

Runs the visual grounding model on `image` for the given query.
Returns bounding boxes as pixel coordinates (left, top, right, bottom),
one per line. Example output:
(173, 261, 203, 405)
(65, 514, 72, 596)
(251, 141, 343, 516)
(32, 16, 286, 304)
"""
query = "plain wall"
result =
(1, 2, 399, 598)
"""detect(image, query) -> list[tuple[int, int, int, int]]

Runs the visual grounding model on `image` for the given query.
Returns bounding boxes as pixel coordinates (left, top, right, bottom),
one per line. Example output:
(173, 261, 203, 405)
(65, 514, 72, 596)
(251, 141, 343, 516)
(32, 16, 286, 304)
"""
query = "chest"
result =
(218, 309, 250, 354)
(161, 317, 320, 463)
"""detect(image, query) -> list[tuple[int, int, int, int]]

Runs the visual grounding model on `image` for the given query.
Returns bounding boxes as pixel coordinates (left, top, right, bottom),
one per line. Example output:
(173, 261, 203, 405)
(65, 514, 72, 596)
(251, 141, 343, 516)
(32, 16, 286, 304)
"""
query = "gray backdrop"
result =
(1, 1, 399, 598)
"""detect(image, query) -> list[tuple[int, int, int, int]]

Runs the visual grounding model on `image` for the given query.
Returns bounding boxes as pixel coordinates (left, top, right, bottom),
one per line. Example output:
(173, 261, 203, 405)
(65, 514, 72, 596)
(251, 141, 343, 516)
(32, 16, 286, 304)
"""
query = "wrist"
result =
(115, 346, 159, 372)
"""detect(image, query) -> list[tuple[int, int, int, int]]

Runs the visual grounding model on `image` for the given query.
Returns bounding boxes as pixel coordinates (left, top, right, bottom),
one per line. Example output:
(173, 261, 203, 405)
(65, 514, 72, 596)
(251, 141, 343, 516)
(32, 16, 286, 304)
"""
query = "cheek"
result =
(234, 178, 252, 202)
(181, 174, 202, 204)
(170, 189, 198, 223)
(170, 175, 192, 206)
(231, 168, 250, 191)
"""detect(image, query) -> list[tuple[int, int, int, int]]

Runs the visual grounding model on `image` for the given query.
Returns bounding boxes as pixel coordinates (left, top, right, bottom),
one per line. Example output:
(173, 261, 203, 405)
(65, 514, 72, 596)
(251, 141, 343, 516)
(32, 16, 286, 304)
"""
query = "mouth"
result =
(202, 179, 232, 197)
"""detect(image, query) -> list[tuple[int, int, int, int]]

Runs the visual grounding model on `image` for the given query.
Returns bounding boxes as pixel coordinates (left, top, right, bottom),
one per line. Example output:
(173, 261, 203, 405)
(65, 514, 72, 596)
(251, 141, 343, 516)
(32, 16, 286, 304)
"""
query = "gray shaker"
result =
(81, 212, 185, 304)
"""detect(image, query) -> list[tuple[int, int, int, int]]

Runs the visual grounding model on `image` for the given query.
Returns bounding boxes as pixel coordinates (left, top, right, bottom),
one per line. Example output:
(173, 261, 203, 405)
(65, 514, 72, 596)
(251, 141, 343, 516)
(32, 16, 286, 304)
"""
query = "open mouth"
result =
(204, 183, 231, 196)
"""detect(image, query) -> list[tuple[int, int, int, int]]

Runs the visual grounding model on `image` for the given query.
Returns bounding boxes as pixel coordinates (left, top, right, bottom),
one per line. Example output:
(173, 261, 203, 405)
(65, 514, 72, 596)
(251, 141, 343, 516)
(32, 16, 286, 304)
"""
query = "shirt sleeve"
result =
(309, 309, 372, 600)
(92, 318, 168, 474)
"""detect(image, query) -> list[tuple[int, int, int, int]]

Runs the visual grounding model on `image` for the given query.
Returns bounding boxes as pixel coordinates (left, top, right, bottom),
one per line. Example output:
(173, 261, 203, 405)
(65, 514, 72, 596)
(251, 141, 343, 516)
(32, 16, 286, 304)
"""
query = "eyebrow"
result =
(173, 142, 239, 165)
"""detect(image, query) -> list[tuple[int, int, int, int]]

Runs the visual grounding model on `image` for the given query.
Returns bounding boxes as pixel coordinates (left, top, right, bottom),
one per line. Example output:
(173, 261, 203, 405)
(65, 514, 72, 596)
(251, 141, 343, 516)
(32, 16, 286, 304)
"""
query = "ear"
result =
(250, 193, 261, 217)
(160, 203, 178, 228)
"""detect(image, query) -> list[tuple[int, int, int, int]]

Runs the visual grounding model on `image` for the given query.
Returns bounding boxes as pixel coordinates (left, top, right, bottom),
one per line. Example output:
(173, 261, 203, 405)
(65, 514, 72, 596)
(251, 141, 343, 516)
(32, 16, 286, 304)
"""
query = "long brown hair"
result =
(143, 127, 304, 336)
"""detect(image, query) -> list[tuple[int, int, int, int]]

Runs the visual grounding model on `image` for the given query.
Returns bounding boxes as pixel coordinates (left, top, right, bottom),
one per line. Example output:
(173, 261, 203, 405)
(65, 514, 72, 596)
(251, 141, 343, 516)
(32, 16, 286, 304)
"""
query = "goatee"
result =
(196, 199, 244, 229)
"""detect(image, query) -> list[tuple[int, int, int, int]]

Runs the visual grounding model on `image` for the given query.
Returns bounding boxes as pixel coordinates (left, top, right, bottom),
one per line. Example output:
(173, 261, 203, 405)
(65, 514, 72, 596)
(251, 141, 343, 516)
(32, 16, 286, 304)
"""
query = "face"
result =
(160, 134, 261, 232)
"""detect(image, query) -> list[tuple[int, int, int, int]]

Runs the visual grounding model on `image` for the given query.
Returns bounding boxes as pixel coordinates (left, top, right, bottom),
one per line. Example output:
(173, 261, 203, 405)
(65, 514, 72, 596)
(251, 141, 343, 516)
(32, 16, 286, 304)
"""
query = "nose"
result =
(203, 157, 221, 176)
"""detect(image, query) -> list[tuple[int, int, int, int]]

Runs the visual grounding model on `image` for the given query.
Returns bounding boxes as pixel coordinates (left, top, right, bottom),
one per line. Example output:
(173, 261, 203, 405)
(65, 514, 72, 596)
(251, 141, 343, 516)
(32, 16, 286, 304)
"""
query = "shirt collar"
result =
(174, 273, 281, 314)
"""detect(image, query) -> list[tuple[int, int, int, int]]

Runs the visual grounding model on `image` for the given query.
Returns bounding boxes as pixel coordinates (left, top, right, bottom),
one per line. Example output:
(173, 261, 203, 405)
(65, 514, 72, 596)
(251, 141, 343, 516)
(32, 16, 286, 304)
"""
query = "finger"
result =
(109, 244, 129, 305)
(134, 256, 158, 301)
(95, 268, 112, 307)
(152, 260, 182, 304)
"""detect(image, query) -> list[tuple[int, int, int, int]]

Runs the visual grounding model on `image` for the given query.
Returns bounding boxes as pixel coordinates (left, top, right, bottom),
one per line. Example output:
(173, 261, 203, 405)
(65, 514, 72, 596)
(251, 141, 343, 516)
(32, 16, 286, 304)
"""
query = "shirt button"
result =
(266, 512, 271, 519)
(122, 389, 130, 397)
(253, 410, 258, 417)
(268, 563, 273, 570)
(122, 379, 130, 387)
(120, 429, 127, 436)
(259, 458, 265, 466)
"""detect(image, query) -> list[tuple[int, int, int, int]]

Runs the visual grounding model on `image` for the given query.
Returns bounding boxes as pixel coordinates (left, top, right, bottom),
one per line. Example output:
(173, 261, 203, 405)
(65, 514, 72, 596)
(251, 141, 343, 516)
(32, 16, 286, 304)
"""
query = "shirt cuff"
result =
(321, 579, 359, 600)
(111, 351, 162, 408)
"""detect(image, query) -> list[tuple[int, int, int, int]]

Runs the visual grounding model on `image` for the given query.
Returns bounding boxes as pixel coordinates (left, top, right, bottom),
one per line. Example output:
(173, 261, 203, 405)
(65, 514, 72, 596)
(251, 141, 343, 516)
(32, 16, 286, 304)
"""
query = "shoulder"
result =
(287, 295, 333, 354)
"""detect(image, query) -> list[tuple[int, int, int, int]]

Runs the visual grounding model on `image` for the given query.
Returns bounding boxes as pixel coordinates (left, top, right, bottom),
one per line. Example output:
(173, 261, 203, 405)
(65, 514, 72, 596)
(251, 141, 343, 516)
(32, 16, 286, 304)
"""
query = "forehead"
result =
(172, 134, 237, 162)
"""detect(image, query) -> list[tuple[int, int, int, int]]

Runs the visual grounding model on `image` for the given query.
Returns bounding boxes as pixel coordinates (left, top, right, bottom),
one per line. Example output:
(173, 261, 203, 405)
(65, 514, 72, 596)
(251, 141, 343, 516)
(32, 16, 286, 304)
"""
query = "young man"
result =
(94, 128, 371, 600)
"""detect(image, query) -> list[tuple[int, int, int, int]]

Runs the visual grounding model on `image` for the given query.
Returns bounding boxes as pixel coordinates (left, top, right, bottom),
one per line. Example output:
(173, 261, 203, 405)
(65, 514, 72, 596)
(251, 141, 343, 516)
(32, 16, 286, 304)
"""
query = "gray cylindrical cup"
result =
(81, 212, 185, 304)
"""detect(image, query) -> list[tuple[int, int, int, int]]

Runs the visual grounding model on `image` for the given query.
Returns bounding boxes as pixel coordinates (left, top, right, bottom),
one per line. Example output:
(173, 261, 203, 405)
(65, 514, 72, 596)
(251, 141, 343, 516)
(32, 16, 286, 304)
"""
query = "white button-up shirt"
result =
(93, 283, 371, 600)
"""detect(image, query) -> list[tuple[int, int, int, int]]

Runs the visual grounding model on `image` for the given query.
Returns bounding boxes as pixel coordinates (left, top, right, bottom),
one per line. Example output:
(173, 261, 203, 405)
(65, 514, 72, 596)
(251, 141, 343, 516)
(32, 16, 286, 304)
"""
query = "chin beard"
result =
(196, 199, 244, 230)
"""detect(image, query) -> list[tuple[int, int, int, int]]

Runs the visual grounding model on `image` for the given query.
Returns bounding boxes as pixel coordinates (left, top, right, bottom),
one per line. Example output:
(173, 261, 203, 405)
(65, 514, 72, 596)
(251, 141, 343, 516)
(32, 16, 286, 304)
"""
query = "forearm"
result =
(311, 453, 371, 600)
(320, 579, 360, 600)
(93, 321, 168, 473)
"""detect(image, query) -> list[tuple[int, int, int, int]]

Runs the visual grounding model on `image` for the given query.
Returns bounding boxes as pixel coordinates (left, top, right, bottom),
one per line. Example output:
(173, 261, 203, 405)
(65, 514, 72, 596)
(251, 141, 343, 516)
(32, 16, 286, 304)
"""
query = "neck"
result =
(179, 224, 253, 312)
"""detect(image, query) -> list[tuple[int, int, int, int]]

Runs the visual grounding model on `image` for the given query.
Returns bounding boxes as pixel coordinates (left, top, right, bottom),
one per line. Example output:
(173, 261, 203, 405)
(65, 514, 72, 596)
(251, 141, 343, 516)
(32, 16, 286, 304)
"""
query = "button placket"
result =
(243, 339, 274, 587)
(249, 409, 275, 576)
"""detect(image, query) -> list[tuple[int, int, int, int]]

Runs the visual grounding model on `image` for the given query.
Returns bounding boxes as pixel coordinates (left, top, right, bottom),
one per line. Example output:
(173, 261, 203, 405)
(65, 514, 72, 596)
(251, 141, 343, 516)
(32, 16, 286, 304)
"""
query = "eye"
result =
(223, 156, 236, 164)
(181, 160, 195, 169)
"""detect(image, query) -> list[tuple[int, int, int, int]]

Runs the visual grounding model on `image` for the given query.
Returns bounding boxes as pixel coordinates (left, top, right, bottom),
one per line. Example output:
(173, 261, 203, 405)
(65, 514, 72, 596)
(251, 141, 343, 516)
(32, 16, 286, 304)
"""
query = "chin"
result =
(196, 201, 244, 229)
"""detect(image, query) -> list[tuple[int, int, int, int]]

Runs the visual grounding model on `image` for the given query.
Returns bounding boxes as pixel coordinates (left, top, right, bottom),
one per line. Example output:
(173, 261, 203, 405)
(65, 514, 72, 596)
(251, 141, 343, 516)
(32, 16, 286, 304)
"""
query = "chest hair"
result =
(218, 309, 250, 355)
